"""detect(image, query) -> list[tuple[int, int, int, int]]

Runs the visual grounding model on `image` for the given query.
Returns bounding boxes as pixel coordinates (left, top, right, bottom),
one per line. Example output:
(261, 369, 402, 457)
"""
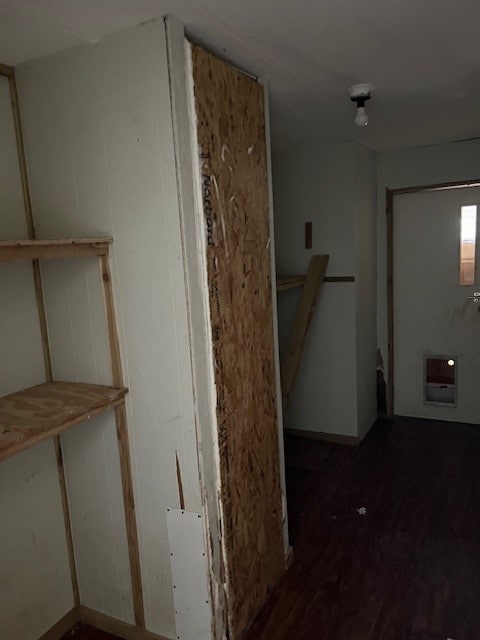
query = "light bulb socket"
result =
(348, 84, 374, 127)
(350, 94, 371, 109)
(354, 107, 369, 127)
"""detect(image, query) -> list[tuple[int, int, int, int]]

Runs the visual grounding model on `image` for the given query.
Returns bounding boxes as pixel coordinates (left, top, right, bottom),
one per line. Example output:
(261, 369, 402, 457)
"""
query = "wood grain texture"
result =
(280, 255, 329, 414)
(0, 381, 126, 461)
(276, 275, 306, 291)
(100, 254, 145, 629)
(0, 238, 112, 261)
(192, 45, 284, 639)
(247, 419, 480, 639)
(276, 274, 355, 290)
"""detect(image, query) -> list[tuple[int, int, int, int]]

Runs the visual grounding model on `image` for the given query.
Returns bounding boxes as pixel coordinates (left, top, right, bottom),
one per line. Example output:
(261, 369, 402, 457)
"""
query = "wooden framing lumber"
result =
(192, 44, 284, 638)
(276, 274, 354, 291)
(0, 381, 127, 462)
(99, 254, 145, 629)
(4, 65, 81, 606)
(277, 275, 306, 290)
(0, 238, 112, 261)
(280, 254, 329, 415)
(2, 63, 144, 631)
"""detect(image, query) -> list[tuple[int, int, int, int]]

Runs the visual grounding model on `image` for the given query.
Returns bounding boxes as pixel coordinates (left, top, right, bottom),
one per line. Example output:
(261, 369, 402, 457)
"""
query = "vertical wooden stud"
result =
(99, 254, 145, 629)
(53, 437, 80, 605)
(3, 64, 80, 606)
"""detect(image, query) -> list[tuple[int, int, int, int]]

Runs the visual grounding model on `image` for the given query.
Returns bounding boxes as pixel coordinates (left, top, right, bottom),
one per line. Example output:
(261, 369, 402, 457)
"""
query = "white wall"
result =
(0, 76, 74, 639)
(377, 138, 480, 380)
(274, 143, 358, 436)
(273, 141, 377, 438)
(17, 19, 203, 638)
(354, 144, 377, 438)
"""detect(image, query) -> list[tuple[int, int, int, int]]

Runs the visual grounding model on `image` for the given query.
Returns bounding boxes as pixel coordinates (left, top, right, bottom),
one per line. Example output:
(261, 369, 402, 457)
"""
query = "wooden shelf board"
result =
(0, 237, 113, 261)
(0, 381, 127, 462)
(277, 274, 355, 291)
(276, 275, 306, 291)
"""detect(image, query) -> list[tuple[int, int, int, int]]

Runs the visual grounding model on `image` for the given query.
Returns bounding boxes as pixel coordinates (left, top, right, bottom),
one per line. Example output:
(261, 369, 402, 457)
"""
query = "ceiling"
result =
(1, 0, 480, 152)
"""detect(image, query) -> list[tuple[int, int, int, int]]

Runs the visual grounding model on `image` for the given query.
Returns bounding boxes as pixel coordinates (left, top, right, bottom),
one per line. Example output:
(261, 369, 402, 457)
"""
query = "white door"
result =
(394, 187, 480, 423)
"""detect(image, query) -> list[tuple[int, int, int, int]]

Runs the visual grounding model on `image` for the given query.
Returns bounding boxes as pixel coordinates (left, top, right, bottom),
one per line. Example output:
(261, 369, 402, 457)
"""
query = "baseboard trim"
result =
(284, 427, 361, 446)
(38, 607, 80, 640)
(79, 606, 169, 640)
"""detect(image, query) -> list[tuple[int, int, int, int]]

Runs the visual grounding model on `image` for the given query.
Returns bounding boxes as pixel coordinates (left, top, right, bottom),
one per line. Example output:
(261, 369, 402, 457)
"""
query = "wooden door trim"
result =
(386, 178, 480, 418)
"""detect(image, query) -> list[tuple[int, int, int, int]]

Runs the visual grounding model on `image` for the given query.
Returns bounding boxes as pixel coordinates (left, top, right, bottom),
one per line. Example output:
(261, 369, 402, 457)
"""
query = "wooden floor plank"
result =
(60, 623, 121, 639)
(245, 417, 480, 640)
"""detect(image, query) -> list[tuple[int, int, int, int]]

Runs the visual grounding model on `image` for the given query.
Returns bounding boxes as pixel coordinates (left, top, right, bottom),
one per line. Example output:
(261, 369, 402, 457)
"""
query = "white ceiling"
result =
(1, 0, 480, 152)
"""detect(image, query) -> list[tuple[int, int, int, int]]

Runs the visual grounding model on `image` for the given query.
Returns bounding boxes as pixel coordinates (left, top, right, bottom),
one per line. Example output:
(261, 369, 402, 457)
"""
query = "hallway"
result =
(246, 419, 480, 640)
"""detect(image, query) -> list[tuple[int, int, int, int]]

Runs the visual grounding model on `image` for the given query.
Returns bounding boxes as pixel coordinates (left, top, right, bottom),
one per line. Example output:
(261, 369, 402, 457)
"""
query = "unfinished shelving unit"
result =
(1, 61, 145, 637)
(0, 236, 145, 635)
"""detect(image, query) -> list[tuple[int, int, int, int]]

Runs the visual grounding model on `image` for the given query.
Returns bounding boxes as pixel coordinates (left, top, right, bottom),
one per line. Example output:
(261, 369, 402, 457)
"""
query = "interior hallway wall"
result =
(17, 19, 203, 638)
(0, 76, 74, 639)
(377, 138, 480, 383)
(273, 141, 377, 438)
(355, 144, 378, 438)
(274, 143, 358, 436)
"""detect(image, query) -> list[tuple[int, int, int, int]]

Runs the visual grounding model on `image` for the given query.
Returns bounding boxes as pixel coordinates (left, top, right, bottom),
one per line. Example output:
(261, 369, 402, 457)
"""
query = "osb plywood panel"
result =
(192, 45, 284, 639)
(0, 381, 127, 461)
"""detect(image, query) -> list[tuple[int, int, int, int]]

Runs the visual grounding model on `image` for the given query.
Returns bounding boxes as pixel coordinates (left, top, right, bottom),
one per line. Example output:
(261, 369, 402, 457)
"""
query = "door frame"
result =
(386, 178, 480, 418)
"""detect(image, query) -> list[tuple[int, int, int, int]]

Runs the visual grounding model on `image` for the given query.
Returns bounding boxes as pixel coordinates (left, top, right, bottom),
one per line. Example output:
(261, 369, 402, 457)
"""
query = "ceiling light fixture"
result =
(349, 83, 374, 127)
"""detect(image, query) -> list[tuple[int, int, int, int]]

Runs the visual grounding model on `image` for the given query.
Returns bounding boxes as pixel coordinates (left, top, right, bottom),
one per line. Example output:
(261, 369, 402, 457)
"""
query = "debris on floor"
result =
(357, 507, 367, 515)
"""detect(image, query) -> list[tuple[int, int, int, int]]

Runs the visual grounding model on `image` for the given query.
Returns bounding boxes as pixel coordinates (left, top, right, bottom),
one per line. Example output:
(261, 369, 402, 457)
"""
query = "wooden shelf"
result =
(0, 381, 127, 461)
(276, 274, 355, 291)
(0, 237, 113, 261)
(277, 275, 306, 291)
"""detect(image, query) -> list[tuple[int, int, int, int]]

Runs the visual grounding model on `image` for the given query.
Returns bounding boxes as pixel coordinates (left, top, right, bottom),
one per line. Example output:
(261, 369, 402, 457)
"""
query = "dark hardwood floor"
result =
(245, 417, 480, 640)
(61, 623, 120, 639)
